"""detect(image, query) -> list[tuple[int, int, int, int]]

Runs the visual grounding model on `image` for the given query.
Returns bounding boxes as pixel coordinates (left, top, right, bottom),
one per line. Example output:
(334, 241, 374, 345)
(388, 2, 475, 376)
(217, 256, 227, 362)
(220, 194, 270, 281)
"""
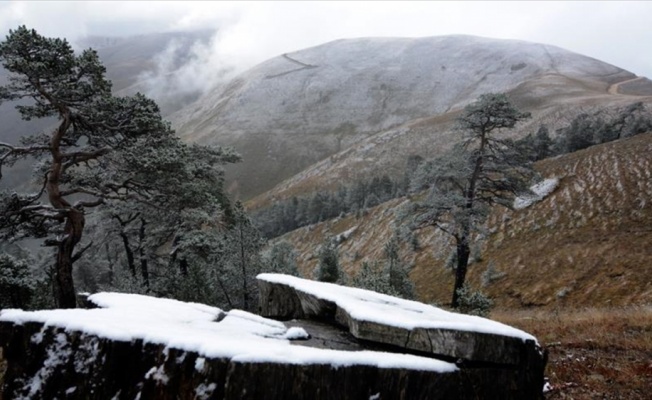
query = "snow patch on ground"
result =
(514, 178, 559, 210)
(335, 226, 357, 243)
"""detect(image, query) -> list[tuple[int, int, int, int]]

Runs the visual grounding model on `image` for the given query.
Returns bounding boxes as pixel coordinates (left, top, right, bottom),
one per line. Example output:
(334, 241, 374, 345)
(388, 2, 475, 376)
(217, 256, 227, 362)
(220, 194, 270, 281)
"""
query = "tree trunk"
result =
(239, 225, 249, 310)
(48, 114, 80, 309)
(451, 237, 471, 309)
(119, 231, 137, 278)
(140, 258, 149, 289)
(138, 218, 149, 289)
(105, 243, 114, 285)
(179, 259, 189, 276)
(54, 208, 84, 309)
(216, 276, 234, 310)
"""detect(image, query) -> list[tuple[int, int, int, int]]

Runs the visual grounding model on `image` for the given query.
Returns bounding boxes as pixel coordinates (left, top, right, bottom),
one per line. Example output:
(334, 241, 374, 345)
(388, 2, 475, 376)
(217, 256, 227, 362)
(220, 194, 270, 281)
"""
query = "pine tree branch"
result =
(71, 241, 93, 263)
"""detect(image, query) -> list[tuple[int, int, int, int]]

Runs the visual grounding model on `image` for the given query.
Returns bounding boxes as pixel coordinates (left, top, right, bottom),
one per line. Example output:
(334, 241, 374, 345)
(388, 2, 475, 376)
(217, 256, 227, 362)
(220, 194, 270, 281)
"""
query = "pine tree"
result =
(316, 237, 341, 283)
(0, 27, 239, 307)
(0, 253, 34, 309)
(404, 93, 533, 308)
(261, 241, 300, 276)
(533, 125, 553, 160)
(220, 202, 265, 311)
(383, 235, 415, 299)
(353, 261, 392, 293)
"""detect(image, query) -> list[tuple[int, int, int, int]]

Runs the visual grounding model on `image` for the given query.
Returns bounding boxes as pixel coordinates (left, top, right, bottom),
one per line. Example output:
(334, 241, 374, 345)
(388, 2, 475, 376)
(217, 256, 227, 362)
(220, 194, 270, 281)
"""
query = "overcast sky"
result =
(1, 1, 651, 79)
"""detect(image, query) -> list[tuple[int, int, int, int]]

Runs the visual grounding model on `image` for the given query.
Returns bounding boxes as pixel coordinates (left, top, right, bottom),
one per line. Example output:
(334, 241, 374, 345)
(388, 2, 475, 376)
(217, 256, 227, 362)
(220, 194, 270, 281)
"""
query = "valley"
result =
(269, 133, 652, 309)
(2, 27, 651, 399)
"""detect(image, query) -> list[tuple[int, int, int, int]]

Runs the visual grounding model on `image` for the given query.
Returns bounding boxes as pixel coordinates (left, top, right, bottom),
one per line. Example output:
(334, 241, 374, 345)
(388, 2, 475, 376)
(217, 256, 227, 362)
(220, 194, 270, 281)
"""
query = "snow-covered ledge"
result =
(258, 274, 546, 391)
(0, 276, 546, 399)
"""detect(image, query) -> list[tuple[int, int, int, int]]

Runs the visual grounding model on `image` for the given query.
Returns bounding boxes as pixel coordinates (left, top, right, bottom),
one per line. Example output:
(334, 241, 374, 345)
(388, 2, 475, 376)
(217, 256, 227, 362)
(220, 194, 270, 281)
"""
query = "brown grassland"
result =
(277, 133, 652, 398)
(494, 307, 652, 399)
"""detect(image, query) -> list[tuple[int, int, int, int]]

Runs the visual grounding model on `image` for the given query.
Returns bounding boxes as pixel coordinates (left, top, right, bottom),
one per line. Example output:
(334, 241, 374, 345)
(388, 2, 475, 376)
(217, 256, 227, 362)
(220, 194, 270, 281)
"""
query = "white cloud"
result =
(1, 1, 651, 78)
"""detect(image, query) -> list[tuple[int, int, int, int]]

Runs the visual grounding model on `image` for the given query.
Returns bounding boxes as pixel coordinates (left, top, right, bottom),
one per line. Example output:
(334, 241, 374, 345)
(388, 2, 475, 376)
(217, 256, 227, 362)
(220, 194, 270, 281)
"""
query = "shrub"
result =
(316, 237, 341, 283)
(456, 285, 494, 317)
(0, 253, 35, 309)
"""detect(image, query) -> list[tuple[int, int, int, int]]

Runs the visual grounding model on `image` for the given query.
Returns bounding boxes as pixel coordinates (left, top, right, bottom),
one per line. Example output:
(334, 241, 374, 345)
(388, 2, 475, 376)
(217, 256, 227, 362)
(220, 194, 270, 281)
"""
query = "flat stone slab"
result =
(258, 273, 545, 371)
(0, 279, 546, 399)
(0, 292, 464, 399)
(0, 321, 466, 400)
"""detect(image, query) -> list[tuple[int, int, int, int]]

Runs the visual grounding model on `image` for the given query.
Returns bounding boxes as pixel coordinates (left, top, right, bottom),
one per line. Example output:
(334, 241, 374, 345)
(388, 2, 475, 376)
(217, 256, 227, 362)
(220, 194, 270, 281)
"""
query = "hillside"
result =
(275, 133, 652, 309)
(171, 35, 652, 200)
(248, 85, 652, 210)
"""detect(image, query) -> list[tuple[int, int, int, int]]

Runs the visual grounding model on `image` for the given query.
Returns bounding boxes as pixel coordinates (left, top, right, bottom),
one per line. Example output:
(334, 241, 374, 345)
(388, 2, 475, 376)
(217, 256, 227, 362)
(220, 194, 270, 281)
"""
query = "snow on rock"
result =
(0, 292, 455, 373)
(0, 284, 547, 398)
(335, 225, 358, 243)
(282, 326, 310, 340)
(258, 273, 536, 342)
(514, 178, 560, 210)
(257, 273, 546, 380)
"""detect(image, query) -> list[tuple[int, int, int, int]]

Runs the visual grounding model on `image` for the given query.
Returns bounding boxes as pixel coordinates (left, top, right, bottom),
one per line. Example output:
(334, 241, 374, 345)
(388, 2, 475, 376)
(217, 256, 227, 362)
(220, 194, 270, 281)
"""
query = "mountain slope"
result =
(274, 133, 652, 309)
(172, 35, 651, 199)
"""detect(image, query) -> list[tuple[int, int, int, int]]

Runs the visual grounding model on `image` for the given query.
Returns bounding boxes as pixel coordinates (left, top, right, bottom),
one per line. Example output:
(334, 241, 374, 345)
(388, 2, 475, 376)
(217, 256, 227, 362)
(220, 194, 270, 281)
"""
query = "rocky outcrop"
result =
(0, 276, 546, 399)
(0, 322, 459, 400)
(258, 274, 547, 399)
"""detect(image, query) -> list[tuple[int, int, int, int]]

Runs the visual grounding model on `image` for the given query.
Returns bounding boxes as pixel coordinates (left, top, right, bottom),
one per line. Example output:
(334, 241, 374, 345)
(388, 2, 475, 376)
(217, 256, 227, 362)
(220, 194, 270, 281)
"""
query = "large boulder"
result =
(0, 276, 546, 399)
(0, 321, 463, 400)
(258, 273, 546, 396)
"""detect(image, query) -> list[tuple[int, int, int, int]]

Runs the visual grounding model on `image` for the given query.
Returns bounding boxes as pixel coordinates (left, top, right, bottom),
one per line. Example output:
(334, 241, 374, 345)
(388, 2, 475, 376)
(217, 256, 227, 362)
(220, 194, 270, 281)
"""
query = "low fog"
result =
(2, 1, 652, 112)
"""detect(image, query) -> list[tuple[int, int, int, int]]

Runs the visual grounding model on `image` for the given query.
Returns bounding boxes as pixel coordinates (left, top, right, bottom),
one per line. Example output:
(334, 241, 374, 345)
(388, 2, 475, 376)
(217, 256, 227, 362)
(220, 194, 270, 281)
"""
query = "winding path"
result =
(266, 53, 318, 79)
(607, 76, 647, 95)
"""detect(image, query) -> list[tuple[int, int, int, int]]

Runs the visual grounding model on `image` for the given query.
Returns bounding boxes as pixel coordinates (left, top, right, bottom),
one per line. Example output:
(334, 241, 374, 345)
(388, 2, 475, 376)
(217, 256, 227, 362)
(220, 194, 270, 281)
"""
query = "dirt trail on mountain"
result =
(608, 76, 646, 95)
(266, 54, 318, 79)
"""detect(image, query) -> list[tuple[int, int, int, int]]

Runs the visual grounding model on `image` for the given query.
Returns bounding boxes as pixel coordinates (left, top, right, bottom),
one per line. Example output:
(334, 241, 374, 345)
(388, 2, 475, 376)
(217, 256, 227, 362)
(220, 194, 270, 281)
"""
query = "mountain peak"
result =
(171, 35, 645, 199)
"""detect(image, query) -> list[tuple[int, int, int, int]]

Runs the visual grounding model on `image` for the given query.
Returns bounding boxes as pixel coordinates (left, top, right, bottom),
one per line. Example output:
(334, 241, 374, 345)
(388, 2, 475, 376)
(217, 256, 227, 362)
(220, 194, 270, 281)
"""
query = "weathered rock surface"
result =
(0, 321, 460, 400)
(259, 274, 547, 398)
(0, 277, 546, 399)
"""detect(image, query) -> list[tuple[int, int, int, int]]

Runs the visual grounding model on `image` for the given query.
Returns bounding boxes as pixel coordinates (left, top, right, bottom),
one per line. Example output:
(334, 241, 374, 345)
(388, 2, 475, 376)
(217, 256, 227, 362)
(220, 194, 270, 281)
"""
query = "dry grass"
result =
(277, 133, 652, 310)
(473, 132, 652, 309)
(493, 306, 652, 399)
(272, 133, 652, 399)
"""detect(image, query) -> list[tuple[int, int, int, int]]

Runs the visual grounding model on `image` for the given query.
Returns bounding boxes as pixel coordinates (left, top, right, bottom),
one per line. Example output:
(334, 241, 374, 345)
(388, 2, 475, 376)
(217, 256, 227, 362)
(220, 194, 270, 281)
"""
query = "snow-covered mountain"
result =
(171, 35, 652, 199)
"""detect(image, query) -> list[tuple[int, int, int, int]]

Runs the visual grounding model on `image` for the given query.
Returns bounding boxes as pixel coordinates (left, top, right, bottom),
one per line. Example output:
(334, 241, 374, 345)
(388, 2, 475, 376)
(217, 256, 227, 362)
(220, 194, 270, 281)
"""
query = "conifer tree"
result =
(0, 253, 34, 309)
(405, 93, 533, 308)
(316, 236, 341, 283)
(261, 241, 300, 276)
(0, 27, 239, 307)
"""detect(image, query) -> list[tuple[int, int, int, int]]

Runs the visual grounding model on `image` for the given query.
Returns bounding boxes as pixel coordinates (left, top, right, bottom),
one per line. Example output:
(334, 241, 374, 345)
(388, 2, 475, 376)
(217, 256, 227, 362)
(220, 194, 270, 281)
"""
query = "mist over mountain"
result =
(1, 29, 219, 138)
(0, 30, 220, 189)
(169, 35, 652, 200)
(3, 31, 651, 200)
